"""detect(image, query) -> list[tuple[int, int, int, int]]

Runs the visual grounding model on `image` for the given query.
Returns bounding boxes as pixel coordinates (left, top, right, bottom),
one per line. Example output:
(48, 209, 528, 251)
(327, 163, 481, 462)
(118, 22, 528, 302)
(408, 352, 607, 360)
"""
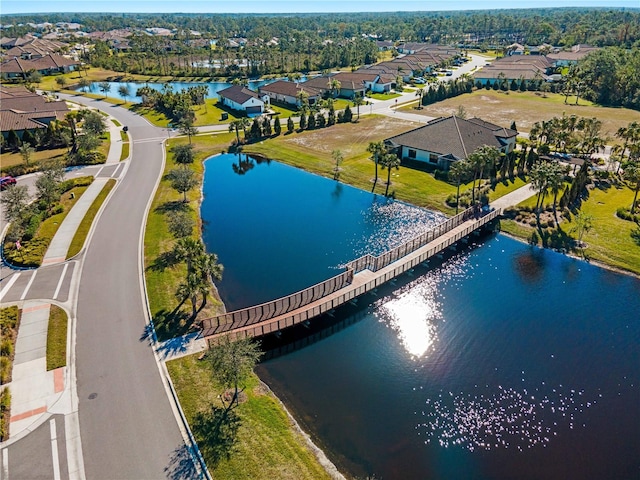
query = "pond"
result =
(201, 153, 445, 310)
(201, 153, 640, 479)
(78, 76, 306, 102)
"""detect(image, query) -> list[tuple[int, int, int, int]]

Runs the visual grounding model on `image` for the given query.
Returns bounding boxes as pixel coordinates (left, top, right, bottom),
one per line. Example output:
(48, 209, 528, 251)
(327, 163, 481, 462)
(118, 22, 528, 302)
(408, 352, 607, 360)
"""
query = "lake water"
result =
(80, 77, 304, 102)
(201, 153, 640, 479)
(201, 153, 445, 310)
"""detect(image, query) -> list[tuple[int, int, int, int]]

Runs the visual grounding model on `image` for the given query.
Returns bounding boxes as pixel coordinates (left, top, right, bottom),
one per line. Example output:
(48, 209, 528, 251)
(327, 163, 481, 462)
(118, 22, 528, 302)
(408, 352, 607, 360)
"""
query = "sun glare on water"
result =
(377, 279, 442, 358)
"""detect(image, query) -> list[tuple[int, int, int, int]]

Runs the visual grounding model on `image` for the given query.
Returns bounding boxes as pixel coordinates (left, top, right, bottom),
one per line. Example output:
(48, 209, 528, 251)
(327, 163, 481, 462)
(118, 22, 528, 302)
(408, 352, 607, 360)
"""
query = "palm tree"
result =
(176, 272, 203, 318)
(193, 252, 224, 310)
(228, 117, 250, 145)
(353, 93, 365, 121)
(415, 88, 425, 109)
(366, 141, 386, 190)
(327, 78, 341, 98)
(467, 145, 500, 206)
(547, 161, 566, 225)
(332, 149, 343, 181)
(379, 153, 401, 196)
(529, 161, 553, 227)
(623, 161, 640, 214)
(449, 160, 470, 214)
(173, 237, 205, 274)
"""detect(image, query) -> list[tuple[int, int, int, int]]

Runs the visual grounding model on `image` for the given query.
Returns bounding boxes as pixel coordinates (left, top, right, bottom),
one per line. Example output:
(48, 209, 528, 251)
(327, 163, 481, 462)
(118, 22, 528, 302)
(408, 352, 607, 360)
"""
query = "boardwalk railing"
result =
(204, 269, 354, 328)
(345, 207, 475, 274)
(201, 206, 499, 336)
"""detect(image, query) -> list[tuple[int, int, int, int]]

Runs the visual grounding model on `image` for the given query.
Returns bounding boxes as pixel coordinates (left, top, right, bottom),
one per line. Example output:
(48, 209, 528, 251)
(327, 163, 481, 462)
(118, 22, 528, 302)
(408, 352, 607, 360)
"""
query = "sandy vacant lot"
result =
(407, 90, 640, 140)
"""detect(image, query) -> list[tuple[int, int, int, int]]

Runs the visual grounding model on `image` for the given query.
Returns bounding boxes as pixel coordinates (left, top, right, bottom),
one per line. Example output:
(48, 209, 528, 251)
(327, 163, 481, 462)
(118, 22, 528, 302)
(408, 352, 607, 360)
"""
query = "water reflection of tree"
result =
(514, 250, 546, 283)
(232, 154, 255, 175)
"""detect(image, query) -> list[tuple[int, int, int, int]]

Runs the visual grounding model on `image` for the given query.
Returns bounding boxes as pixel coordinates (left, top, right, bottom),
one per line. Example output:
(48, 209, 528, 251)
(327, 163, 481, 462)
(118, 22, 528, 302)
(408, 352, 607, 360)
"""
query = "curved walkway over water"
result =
(201, 207, 501, 340)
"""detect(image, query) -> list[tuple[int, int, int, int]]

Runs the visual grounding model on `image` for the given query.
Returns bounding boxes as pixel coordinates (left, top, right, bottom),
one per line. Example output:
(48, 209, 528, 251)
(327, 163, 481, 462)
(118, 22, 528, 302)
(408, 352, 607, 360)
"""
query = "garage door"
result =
(246, 106, 262, 114)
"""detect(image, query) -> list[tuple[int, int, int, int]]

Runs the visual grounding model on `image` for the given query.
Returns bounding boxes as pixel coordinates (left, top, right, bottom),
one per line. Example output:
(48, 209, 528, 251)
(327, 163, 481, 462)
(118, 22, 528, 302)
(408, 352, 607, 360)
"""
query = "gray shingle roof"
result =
(217, 85, 260, 104)
(386, 116, 514, 160)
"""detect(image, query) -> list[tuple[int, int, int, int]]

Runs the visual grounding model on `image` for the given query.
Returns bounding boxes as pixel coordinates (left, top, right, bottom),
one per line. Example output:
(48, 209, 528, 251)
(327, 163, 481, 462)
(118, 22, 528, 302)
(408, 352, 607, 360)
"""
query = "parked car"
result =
(446, 70, 453, 76)
(0, 176, 17, 190)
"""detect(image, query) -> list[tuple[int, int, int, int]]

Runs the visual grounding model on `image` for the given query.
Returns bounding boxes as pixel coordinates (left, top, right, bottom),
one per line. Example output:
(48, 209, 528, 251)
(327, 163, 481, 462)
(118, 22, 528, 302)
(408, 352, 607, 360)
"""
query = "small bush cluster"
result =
(616, 207, 640, 223)
(0, 306, 20, 385)
(0, 387, 10, 441)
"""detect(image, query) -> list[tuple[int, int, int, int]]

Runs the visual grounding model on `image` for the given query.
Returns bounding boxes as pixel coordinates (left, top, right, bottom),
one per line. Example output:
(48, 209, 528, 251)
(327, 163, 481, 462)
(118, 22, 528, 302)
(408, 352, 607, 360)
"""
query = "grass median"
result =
(144, 132, 234, 341)
(46, 305, 67, 371)
(67, 179, 116, 259)
(167, 354, 332, 480)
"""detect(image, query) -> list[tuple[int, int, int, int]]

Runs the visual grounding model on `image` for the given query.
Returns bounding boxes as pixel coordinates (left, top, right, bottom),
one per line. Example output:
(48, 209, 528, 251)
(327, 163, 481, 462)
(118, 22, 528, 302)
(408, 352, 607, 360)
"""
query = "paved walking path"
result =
(491, 183, 537, 211)
(7, 301, 69, 437)
(41, 178, 110, 266)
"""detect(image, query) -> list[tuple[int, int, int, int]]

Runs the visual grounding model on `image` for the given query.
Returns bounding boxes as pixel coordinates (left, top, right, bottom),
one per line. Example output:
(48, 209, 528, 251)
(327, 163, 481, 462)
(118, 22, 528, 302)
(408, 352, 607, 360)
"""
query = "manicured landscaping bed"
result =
(3, 177, 93, 267)
(0, 306, 21, 385)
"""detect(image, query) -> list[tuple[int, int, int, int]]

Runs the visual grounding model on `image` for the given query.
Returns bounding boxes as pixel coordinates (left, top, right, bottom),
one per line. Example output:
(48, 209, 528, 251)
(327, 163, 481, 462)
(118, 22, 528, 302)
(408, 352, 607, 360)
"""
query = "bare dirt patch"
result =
(411, 90, 640, 139)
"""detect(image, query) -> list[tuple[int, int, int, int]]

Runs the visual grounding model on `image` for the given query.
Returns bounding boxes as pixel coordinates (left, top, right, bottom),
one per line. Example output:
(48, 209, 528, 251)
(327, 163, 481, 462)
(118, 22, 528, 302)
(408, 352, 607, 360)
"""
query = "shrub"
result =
(0, 357, 10, 383)
(616, 207, 640, 223)
(0, 340, 13, 357)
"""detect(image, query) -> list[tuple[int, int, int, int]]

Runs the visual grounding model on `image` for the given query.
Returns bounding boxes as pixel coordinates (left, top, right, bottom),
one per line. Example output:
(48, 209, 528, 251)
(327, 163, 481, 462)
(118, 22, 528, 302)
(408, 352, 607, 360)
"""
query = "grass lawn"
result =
(487, 176, 528, 202)
(3, 178, 92, 267)
(167, 354, 333, 480)
(0, 148, 68, 175)
(67, 179, 116, 259)
(406, 90, 640, 140)
(144, 133, 234, 341)
(241, 115, 458, 213)
(46, 305, 67, 371)
(502, 183, 640, 275)
(367, 92, 401, 101)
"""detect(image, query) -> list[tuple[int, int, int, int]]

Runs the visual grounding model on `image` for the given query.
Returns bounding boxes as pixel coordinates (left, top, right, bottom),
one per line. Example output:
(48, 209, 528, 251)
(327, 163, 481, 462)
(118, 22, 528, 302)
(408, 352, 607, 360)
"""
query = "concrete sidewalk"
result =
(7, 301, 68, 438)
(491, 183, 537, 210)
(41, 177, 109, 266)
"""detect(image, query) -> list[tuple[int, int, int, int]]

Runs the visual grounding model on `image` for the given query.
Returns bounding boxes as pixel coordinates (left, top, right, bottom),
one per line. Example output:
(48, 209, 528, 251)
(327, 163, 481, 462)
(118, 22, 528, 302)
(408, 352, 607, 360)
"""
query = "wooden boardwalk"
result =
(200, 207, 501, 340)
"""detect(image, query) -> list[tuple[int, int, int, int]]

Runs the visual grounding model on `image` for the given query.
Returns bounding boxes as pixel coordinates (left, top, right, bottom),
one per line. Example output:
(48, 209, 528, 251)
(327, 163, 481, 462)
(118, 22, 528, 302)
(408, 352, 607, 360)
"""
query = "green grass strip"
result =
(46, 305, 67, 371)
(120, 141, 130, 161)
(67, 179, 116, 259)
(112, 118, 122, 127)
(167, 355, 332, 479)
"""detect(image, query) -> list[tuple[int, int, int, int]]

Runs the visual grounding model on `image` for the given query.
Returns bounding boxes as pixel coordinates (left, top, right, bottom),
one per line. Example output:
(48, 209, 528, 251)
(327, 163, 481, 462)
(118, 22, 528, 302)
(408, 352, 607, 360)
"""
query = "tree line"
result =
(6, 8, 640, 48)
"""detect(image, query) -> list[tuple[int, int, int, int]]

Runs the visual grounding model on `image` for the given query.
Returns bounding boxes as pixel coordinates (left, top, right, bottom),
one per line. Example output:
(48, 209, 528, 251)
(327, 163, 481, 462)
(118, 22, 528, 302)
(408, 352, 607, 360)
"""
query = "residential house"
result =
(258, 80, 323, 107)
(385, 116, 517, 170)
(217, 85, 267, 115)
(547, 44, 598, 66)
(0, 85, 69, 140)
(0, 53, 80, 79)
(472, 55, 553, 86)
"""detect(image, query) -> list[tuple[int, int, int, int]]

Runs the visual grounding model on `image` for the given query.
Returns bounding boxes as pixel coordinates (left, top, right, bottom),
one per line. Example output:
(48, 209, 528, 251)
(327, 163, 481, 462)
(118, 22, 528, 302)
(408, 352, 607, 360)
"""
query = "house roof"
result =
(0, 53, 79, 75)
(300, 75, 332, 92)
(466, 117, 518, 138)
(0, 87, 69, 132)
(472, 66, 549, 81)
(259, 80, 322, 98)
(218, 85, 261, 104)
(386, 116, 513, 160)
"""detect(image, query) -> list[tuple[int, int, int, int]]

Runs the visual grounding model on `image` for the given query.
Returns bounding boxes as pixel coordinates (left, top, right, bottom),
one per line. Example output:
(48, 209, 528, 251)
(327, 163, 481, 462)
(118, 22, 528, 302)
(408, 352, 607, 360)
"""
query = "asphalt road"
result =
(58, 95, 189, 479)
